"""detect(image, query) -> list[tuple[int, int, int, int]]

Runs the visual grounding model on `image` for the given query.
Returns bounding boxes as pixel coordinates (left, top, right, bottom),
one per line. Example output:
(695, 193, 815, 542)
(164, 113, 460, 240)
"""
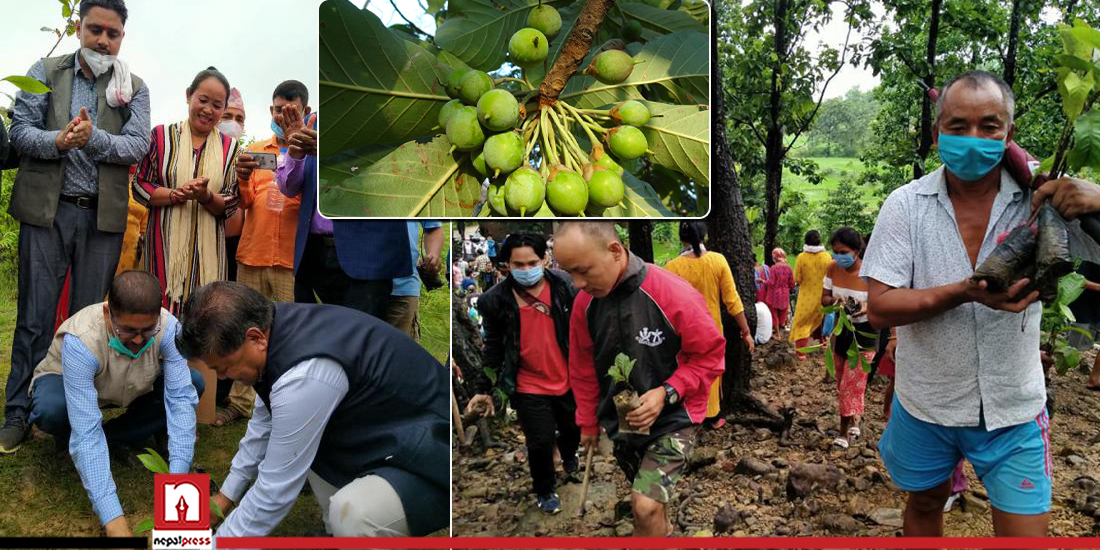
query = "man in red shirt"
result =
(555, 222, 724, 536)
(466, 233, 579, 514)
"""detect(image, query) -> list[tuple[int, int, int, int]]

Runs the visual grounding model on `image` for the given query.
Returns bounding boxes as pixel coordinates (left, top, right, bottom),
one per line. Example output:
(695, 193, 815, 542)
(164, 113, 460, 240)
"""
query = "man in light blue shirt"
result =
(27, 270, 202, 539)
(385, 221, 444, 339)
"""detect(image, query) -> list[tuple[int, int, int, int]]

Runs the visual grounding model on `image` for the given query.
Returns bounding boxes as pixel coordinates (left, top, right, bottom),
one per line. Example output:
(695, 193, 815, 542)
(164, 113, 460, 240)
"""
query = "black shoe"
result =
(562, 453, 579, 474)
(0, 417, 30, 454)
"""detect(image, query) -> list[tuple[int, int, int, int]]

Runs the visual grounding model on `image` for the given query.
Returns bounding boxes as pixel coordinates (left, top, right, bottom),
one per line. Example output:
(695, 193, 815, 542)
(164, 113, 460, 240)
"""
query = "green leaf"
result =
(133, 518, 155, 535)
(2, 76, 50, 95)
(436, 0, 568, 72)
(425, 0, 447, 15)
(1037, 154, 1055, 177)
(210, 497, 225, 519)
(1057, 69, 1092, 121)
(482, 366, 498, 385)
(1064, 325, 1093, 340)
(137, 448, 170, 474)
(679, 0, 709, 25)
(796, 344, 823, 353)
(319, 0, 452, 153)
(617, 172, 676, 216)
(1060, 303, 1076, 323)
(1067, 24, 1100, 52)
(633, 101, 709, 187)
(1069, 110, 1100, 172)
(319, 142, 405, 187)
(61, 4, 71, 17)
(619, 2, 706, 40)
(318, 135, 482, 217)
(437, 50, 474, 72)
(1058, 272, 1087, 306)
(823, 345, 835, 378)
(1055, 53, 1096, 73)
(561, 31, 708, 109)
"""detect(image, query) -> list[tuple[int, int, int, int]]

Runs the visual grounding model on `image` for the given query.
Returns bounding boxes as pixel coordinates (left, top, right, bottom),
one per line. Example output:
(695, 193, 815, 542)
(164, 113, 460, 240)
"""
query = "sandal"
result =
(213, 407, 244, 427)
(832, 437, 849, 449)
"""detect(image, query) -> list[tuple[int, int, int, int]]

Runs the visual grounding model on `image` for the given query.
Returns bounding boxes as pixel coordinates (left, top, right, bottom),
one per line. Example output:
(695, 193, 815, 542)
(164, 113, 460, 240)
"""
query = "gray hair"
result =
(935, 70, 1015, 125)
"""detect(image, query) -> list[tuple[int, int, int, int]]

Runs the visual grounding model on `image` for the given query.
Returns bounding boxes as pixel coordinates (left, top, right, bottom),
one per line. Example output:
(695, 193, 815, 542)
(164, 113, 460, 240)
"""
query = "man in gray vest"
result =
(1, 0, 150, 452)
(28, 270, 202, 539)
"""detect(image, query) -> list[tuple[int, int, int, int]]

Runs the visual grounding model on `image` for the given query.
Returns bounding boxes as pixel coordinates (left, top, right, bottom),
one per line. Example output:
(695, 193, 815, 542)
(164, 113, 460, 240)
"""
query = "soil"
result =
(452, 337, 1100, 537)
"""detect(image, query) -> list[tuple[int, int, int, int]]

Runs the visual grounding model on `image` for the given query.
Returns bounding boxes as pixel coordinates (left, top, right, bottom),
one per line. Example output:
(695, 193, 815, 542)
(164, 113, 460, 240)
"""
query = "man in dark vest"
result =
(175, 282, 449, 538)
(2, 0, 150, 453)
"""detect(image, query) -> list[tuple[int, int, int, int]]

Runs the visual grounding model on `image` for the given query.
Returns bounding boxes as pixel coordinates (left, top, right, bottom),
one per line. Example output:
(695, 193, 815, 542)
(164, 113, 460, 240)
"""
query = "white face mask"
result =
(217, 120, 243, 139)
(80, 47, 116, 77)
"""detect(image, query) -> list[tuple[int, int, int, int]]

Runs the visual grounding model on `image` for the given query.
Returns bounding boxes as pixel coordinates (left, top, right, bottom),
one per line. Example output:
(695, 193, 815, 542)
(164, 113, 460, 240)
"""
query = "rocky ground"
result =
(452, 337, 1100, 538)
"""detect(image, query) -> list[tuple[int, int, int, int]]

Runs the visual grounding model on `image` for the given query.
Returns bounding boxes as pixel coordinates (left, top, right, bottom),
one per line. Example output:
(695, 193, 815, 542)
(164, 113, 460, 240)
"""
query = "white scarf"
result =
(803, 245, 826, 254)
(166, 121, 225, 304)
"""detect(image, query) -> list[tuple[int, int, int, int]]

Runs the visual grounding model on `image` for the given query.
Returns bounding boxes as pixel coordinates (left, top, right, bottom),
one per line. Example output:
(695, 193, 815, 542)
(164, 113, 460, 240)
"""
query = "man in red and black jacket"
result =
(554, 222, 724, 536)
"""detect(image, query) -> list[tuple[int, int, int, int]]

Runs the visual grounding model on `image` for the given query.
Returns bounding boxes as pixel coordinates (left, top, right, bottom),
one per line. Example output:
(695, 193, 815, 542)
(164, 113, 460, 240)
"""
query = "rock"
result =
(689, 448, 718, 469)
(736, 456, 775, 476)
(744, 515, 758, 527)
(1072, 475, 1098, 492)
(787, 462, 844, 500)
(861, 447, 876, 458)
(467, 457, 492, 471)
(1067, 455, 1088, 467)
(713, 503, 741, 534)
(755, 428, 773, 441)
(720, 460, 737, 473)
(1060, 445, 1083, 457)
(851, 477, 872, 492)
(594, 461, 616, 476)
(502, 451, 516, 464)
(869, 507, 904, 528)
(775, 525, 793, 536)
(772, 458, 789, 469)
(846, 496, 871, 516)
(692, 529, 714, 537)
(845, 447, 861, 460)
(961, 492, 989, 512)
(822, 513, 863, 534)
(460, 486, 488, 499)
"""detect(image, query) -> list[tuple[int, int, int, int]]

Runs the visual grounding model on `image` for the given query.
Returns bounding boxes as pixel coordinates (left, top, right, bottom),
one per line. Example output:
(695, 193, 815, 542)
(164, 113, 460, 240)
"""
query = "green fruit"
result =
(546, 169, 588, 216)
(586, 50, 635, 84)
(483, 132, 524, 177)
(527, 5, 562, 40)
(487, 184, 508, 216)
(587, 170, 625, 208)
(477, 89, 520, 132)
(446, 106, 485, 151)
(472, 148, 488, 177)
(508, 28, 549, 69)
(504, 167, 545, 216)
(621, 19, 642, 42)
(532, 200, 556, 217)
(611, 100, 650, 127)
(457, 70, 494, 105)
(438, 99, 463, 129)
(590, 145, 624, 176)
(606, 125, 647, 159)
(445, 69, 468, 99)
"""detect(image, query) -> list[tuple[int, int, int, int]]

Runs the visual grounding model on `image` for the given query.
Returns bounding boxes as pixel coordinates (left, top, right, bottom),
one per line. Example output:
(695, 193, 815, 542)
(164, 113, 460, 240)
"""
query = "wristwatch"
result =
(663, 383, 679, 405)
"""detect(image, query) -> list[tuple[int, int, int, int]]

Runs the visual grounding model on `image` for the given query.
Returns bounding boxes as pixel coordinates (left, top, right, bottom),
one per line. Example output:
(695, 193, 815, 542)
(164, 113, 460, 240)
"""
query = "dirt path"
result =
(452, 339, 1100, 537)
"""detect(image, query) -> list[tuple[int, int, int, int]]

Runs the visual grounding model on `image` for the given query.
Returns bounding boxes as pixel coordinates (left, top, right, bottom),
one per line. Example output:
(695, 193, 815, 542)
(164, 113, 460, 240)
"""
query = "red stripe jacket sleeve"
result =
(568, 292, 601, 436)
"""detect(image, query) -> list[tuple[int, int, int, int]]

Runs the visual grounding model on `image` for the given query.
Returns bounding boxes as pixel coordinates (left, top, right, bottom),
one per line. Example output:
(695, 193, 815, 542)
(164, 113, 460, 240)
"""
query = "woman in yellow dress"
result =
(666, 221, 755, 429)
(789, 230, 832, 359)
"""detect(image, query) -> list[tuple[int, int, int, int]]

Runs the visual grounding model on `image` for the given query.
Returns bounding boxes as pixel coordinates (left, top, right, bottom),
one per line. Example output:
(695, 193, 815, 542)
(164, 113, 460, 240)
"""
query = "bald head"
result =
(553, 222, 628, 298)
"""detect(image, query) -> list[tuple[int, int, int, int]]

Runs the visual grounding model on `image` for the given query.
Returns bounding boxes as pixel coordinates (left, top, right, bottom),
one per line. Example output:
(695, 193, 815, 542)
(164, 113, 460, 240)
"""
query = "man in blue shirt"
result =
(386, 221, 444, 339)
(27, 270, 202, 539)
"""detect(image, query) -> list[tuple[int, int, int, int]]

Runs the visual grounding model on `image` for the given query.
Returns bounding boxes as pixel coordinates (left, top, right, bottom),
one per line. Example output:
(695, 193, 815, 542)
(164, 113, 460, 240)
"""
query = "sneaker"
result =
(943, 492, 962, 513)
(537, 493, 562, 514)
(0, 417, 30, 454)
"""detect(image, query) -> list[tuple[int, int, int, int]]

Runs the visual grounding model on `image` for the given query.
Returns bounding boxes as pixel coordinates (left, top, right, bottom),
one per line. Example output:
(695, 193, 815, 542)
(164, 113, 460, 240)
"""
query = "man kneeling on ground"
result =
(554, 222, 725, 536)
(29, 270, 202, 539)
(176, 282, 450, 537)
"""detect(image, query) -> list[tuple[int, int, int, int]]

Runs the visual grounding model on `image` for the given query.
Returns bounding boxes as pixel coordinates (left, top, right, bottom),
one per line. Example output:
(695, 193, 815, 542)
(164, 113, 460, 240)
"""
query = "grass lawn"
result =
(0, 225, 452, 537)
(784, 156, 877, 204)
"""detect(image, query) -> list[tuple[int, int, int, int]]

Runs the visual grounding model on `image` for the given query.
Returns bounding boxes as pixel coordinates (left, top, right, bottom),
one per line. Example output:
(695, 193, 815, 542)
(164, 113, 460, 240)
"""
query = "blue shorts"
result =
(878, 396, 1051, 515)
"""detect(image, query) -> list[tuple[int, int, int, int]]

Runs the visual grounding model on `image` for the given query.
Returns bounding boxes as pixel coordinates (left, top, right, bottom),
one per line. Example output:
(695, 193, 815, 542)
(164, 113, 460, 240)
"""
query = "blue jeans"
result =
(29, 368, 204, 446)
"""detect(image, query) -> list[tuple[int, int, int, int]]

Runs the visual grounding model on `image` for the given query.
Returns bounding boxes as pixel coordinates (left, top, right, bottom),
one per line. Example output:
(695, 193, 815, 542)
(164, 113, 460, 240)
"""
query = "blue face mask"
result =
(833, 252, 856, 269)
(271, 118, 285, 140)
(512, 265, 544, 287)
(937, 133, 1006, 181)
(109, 335, 155, 359)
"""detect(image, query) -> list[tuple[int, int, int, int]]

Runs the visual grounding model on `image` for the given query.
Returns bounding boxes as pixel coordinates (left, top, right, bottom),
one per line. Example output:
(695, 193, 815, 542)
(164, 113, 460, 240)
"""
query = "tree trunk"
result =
(709, 5, 780, 428)
(915, 0, 941, 180)
(628, 221, 654, 263)
(1003, 0, 1023, 87)
(763, 0, 789, 266)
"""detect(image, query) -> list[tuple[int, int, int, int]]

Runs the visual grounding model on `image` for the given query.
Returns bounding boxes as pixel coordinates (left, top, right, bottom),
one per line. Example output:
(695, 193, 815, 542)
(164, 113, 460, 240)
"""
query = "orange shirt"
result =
(237, 137, 300, 269)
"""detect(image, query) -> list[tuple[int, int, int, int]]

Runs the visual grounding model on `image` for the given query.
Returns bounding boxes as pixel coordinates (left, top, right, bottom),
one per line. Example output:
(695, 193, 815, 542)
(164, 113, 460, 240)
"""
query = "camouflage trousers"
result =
(613, 426, 697, 504)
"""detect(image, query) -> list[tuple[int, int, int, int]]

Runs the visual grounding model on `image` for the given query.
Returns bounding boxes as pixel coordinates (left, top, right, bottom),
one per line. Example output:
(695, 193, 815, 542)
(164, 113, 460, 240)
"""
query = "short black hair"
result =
(107, 271, 162, 316)
(804, 230, 821, 247)
(679, 221, 707, 256)
(273, 80, 309, 108)
(829, 226, 863, 253)
(175, 282, 274, 360)
(187, 66, 230, 101)
(80, 0, 128, 24)
(499, 232, 548, 264)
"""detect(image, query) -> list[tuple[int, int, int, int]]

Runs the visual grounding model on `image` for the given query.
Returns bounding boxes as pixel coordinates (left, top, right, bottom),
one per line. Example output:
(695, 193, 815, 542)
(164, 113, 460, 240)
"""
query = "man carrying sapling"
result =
(553, 222, 724, 536)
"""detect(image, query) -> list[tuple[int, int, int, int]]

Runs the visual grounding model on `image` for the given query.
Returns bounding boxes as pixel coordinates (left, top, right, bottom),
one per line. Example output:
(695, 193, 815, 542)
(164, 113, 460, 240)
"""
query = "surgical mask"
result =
(833, 252, 856, 269)
(937, 133, 1006, 182)
(80, 48, 116, 77)
(512, 265, 544, 287)
(271, 118, 285, 139)
(109, 335, 155, 359)
(217, 120, 243, 139)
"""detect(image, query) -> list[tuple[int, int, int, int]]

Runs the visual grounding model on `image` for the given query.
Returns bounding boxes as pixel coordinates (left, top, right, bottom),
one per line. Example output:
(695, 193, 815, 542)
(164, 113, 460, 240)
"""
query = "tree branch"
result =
(733, 116, 767, 147)
(389, 0, 433, 40)
(782, 14, 854, 156)
(538, 0, 617, 107)
(1014, 83, 1058, 120)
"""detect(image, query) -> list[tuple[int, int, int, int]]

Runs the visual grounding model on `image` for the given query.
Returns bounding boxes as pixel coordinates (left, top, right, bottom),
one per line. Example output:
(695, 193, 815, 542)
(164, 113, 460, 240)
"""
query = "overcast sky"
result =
(1, 0, 318, 143)
(802, 2, 883, 100)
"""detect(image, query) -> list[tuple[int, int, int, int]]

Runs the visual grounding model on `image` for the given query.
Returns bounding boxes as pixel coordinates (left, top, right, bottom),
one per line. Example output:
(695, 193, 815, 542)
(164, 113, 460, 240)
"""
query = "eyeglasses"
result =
(111, 315, 161, 340)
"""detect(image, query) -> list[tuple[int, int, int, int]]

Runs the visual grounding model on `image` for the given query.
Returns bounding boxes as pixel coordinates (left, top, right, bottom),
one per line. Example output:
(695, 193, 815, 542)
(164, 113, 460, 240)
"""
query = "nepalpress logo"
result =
(153, 473, 212, 549)
(636, 327, 665, 347)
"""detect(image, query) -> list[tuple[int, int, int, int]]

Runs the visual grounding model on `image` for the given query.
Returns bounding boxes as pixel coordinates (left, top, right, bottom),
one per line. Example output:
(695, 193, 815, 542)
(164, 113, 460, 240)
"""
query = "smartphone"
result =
(249, 152, 277, 171)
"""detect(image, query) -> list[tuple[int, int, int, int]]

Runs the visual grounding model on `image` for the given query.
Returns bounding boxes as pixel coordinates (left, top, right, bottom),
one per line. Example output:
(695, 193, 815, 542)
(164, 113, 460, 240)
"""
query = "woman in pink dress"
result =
(763, 248, 795, 337)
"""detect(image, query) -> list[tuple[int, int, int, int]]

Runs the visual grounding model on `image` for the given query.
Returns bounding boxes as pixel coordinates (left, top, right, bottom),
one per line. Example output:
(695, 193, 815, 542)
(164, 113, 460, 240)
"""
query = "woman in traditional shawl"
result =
(133, 67, 254, 312)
